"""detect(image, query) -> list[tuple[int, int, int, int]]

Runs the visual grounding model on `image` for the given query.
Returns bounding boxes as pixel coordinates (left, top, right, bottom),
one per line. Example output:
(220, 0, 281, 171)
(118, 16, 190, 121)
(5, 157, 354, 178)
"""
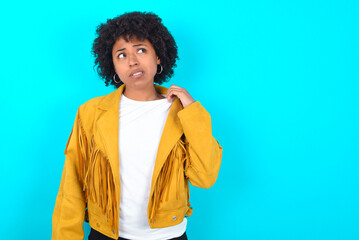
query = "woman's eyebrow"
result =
(116, 44, 148, 53)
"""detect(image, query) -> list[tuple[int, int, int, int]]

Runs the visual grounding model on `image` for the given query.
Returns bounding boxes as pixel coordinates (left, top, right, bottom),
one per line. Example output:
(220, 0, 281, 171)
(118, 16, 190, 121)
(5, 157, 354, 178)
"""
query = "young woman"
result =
(52, 11, 223, 240)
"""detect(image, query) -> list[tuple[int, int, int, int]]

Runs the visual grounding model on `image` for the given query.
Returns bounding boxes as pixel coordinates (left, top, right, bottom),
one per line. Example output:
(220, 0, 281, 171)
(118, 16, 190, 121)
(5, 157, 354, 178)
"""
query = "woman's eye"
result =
(118, 53, 125, 59)
(138, 48, 146, 53)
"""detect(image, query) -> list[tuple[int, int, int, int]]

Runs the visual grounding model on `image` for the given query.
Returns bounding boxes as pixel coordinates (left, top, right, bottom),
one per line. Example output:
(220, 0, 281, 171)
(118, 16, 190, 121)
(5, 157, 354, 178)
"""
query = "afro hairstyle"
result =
(91, 11, 179, 88)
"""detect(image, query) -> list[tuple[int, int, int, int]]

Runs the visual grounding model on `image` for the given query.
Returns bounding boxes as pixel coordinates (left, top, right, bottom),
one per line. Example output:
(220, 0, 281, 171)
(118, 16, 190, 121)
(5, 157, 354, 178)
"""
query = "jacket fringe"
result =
(77, 115, 119, 232)
(76, 113, 190, 229)
(149, 135, 192, 223)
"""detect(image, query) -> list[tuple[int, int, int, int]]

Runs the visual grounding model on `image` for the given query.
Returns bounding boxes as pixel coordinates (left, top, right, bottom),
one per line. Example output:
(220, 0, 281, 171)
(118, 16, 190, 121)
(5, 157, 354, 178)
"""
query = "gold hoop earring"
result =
(156, 64, 163, 74)
(113, 73, 121, 84)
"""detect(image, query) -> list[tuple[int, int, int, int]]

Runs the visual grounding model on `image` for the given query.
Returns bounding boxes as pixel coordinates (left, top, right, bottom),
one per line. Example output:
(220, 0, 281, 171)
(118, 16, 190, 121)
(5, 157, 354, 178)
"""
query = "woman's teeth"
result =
(133, 72, 143, 76)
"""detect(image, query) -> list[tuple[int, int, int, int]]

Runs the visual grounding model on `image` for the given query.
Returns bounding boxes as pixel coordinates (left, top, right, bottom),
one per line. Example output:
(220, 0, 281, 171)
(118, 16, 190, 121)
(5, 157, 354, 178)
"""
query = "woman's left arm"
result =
(167, 85, 223, 188)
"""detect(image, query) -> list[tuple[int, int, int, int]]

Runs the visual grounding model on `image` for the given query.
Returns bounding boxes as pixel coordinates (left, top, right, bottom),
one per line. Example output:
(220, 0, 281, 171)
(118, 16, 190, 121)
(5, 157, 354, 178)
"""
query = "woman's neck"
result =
(122, 85, 165, 101)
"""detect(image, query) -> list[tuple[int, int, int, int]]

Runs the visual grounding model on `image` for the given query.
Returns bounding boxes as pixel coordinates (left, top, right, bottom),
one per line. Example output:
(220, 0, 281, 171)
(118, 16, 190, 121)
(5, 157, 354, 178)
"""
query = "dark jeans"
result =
(88, 228, 188, 240)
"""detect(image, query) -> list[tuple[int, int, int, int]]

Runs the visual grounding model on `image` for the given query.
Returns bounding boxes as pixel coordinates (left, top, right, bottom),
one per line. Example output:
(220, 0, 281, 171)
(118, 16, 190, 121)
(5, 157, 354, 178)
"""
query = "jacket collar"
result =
(95, 84, 184, 184)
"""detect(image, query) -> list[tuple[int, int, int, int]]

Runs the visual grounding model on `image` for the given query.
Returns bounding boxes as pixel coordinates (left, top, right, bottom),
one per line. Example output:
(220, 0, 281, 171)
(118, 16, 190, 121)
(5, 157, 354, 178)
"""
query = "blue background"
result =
(0, 0, 358, 239)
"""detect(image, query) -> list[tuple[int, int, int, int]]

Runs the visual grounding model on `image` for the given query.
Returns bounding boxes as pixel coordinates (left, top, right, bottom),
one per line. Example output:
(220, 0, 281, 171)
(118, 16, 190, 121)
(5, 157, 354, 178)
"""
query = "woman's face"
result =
(112, 36, 160, 90)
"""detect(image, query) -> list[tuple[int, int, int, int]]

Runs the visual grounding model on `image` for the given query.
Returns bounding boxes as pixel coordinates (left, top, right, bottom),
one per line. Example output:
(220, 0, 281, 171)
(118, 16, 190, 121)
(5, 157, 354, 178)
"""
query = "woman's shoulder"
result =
(72, 91, 118, 132)
(80, 95, 105, 108)
(76, 89, 119, 117)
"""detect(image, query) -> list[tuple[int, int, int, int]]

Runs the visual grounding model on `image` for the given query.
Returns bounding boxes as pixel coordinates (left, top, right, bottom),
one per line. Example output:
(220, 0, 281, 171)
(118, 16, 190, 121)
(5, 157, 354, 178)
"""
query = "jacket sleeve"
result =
(177, 101, 223, 189)
(52, 108, 86, 240)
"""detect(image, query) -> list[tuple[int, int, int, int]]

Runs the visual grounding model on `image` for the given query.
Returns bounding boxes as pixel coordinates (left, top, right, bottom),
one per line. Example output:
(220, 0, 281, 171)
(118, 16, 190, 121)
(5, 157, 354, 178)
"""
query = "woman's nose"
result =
(128, 53, 139, 66)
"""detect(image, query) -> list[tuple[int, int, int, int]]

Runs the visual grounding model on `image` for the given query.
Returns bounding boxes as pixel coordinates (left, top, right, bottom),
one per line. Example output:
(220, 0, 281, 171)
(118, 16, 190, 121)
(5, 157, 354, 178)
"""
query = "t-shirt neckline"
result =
(121, 93, 168, 103)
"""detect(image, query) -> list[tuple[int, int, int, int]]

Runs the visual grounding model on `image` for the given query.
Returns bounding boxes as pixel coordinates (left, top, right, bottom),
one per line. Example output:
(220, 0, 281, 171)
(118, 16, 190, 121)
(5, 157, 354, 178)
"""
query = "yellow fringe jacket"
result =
(52, 84, 223, 240)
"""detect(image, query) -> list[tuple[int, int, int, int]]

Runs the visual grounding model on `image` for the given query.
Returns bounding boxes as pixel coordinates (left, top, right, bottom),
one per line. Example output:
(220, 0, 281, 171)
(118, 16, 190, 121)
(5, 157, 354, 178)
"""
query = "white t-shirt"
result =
(118, 93, 187, 240)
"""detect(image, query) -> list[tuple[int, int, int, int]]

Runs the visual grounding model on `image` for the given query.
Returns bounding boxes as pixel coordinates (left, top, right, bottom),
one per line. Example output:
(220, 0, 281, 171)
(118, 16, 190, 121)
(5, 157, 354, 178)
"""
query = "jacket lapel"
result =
(150, 90, 184, 187)
(95, 84, 184, 187)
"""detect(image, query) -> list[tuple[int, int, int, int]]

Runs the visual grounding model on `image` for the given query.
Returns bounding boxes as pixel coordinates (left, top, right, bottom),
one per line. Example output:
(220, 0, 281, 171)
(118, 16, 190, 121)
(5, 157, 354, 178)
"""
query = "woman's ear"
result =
(156, 57, 161, 65)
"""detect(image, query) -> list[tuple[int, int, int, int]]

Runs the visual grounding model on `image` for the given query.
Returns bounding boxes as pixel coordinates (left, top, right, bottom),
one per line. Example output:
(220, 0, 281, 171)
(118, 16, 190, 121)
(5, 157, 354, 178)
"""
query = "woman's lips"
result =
(130, 70, 144, 78)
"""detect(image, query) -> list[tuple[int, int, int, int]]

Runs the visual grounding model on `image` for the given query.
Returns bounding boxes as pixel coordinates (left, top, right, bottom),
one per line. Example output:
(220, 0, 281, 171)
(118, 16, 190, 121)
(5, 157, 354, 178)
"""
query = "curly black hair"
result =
(91, 11, 179, 88)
